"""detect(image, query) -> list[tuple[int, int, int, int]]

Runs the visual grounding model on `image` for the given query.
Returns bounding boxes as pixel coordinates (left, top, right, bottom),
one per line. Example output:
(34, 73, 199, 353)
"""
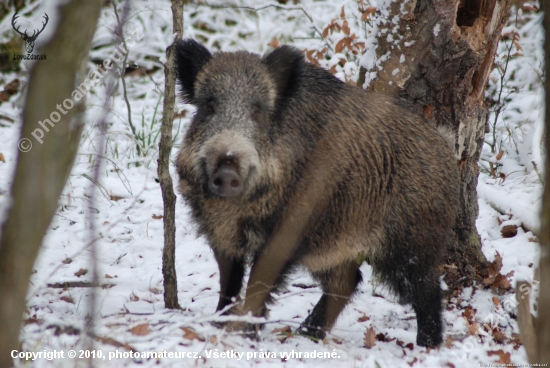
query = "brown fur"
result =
(174, 39, 459, 347)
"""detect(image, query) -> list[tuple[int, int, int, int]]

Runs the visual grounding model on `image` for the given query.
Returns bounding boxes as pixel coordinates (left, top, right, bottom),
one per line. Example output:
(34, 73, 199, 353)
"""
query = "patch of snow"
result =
(433, 23, 441, 37)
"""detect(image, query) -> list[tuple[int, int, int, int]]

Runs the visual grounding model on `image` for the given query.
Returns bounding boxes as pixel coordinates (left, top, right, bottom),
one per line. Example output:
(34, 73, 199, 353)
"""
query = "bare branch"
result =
(112, 0, 140, 156)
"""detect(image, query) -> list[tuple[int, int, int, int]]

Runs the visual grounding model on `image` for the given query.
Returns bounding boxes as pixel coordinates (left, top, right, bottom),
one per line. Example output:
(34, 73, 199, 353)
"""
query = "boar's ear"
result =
(262, 45, 304, 102)
(174, 39, 212, 103)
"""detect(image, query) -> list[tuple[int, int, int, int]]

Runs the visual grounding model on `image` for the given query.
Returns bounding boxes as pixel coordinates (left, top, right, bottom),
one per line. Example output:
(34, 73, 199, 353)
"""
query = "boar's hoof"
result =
(209, 165, 243, 197)
(223, 320, 260, 339)
(296, 324, 326, 342)
(416, 331, 442, 348)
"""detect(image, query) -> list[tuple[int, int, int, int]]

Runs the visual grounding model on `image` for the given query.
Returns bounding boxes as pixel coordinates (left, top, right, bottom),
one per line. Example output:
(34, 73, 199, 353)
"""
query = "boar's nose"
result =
(209, 165, 243, 197)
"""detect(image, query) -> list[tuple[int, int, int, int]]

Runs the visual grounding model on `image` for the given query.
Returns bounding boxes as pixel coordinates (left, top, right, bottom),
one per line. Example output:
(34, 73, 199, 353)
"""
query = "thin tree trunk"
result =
(158, 0, 185, 309)
(358, 0, 511, 289)
(533, 0, 550, 362)
(0, 1, 101, 365)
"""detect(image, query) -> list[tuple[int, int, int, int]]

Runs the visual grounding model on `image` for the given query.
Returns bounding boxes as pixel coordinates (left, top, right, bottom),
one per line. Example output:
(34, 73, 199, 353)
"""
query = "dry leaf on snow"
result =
(129, 323, 150, 336)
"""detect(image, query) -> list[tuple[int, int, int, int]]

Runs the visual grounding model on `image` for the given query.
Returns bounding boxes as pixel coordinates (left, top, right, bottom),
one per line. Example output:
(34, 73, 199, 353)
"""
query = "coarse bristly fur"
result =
(174, 39, 459, 347)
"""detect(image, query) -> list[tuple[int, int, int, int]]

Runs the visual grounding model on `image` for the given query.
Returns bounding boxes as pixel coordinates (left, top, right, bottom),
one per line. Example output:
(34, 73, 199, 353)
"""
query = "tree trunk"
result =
(533, 0, 550, 362)
(358, 0, 511, 289)
(0, 1, 101, 366)
(158, 0, 186, 309)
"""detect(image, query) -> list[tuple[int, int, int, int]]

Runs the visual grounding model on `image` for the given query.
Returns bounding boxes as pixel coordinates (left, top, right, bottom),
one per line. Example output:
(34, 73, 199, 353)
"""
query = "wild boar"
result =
(174, 39, 458, 347)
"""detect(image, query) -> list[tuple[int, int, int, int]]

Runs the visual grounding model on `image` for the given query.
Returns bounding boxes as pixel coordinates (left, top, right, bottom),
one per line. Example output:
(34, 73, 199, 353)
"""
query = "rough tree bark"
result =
(0, 1, 101, 366)
(158, 0, 186, 309)
(358, 0, 511, 289)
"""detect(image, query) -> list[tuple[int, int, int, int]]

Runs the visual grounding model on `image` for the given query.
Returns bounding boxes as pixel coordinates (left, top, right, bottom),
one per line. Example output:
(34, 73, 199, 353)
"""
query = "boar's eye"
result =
(250, 101, 263, 120)
(204, 97, 217, 115)
(206, 98, 217, 114)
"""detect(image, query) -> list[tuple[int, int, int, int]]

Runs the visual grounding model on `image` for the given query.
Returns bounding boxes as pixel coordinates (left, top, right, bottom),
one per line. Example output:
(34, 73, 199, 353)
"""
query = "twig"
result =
(86, 1, 133, 363)
(112, 0, 141, 156)
(192, 1, 324, 40)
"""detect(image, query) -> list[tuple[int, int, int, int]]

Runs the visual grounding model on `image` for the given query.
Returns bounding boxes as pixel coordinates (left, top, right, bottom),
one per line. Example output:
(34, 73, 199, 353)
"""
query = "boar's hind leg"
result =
(409, 271, 443, 347)
(213, 249, 245, 312)
(298, 261, 362, 340)
(379, 249, 443, 348)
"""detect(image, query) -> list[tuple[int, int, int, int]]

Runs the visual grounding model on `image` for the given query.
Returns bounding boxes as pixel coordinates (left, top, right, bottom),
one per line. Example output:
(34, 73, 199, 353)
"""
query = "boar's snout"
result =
(209, 164, 243, 197)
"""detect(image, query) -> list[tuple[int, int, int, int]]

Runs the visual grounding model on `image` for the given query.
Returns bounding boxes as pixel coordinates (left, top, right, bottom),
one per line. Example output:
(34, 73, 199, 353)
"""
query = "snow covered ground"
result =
(0, 1, 544, 367)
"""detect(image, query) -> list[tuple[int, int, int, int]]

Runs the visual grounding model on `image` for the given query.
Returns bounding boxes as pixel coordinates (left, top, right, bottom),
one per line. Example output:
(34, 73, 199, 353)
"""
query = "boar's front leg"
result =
(225, 133, 339, 335)
(224, 190, 326, 335)
(298, 261, 362, 340)
(213, 248, 245, 313)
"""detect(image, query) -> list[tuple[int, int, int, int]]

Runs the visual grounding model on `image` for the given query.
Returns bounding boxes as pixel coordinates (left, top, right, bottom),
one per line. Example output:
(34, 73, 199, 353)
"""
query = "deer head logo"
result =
(11, 12, 49, 54)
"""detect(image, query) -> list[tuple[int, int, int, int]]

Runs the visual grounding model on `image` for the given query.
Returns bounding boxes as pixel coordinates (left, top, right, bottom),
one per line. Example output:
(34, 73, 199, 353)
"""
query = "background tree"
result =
(0, 1, 101, 365)
(158, 0, 186, 310)
(535, 0, 550, 358)
(517, 0, 550, 362)
(358, 0, 512, 288)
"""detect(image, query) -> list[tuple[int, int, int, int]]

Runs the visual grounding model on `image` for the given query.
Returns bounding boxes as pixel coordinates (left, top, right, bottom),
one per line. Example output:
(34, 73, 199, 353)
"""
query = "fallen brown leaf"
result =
(267, 37, 279, 49)
(362, 7, 376, 21)
(93, 334, 137, 352)
(467, 321, 479, 336)
(510, 333, 522, 349)
(462, 307, 476, 322)
(493, 329, 506, 344)
(488, 350, 511, 364)
(181, 327, 204, 341)
(501, 224, 518, 238)
(110, 194, 125, 201)
(60, 296, 74, 304)
(24, 316, 41, 326)
(273, 326, 292, 334)
(3, 79, 19, 95)
(523, 4, 539, 11)
(74, 268, 88, 277)
(364, 327, 376, 348)
(129, 323, 150, 336)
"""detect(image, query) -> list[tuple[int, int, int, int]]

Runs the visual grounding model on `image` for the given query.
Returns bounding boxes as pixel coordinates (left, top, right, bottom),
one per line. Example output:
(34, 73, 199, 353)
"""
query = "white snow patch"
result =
(433, 23, 441, 37)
